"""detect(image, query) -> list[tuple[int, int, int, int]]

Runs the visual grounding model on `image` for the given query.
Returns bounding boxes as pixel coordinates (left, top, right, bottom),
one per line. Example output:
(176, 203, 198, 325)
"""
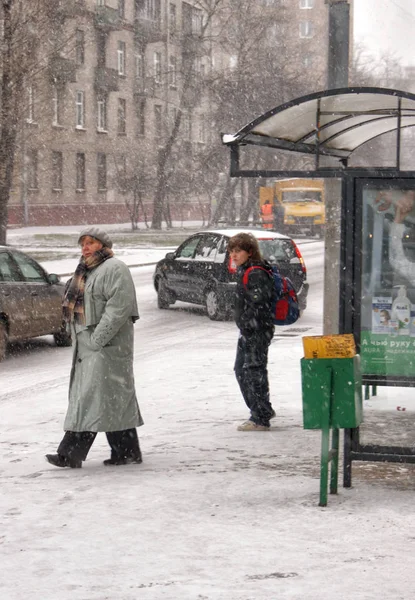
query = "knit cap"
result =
(78, 227, 113, 249)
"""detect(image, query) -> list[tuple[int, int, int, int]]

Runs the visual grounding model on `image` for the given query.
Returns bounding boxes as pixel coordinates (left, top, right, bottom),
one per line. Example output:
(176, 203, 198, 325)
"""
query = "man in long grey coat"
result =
(46, 227, 143, 468)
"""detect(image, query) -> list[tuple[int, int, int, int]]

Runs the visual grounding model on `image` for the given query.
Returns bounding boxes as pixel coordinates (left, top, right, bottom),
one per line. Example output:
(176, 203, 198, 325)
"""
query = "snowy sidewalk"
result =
(1, 321, 415, 599)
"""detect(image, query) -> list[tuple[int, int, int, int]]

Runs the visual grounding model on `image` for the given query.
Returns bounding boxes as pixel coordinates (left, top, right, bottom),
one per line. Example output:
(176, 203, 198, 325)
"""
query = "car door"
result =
(10, 250, 63, 335)
(0, 250, 33, 339)
(192, 234, 223, 302)
(165, 235, 202, 301)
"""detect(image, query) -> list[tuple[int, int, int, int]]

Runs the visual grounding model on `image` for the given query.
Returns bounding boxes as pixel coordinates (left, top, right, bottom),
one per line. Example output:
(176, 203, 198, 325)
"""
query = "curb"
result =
(57, 261, 158, 277)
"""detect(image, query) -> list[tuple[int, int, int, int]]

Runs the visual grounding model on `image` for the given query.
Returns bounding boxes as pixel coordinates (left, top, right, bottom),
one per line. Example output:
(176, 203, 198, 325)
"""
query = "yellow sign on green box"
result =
(301, 356, 363, 429)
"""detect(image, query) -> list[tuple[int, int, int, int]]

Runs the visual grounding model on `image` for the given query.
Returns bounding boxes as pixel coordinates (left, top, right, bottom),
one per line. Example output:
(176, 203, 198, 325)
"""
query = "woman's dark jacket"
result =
(234, 260, 275, 336)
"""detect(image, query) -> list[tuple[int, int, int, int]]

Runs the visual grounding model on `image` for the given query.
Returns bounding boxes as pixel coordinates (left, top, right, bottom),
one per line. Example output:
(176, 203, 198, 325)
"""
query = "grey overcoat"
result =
(64, 257, 143, 432)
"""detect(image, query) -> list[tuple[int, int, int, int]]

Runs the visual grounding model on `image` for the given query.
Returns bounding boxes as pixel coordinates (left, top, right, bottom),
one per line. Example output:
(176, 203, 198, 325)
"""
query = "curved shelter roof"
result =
(222, 87, 415, 162)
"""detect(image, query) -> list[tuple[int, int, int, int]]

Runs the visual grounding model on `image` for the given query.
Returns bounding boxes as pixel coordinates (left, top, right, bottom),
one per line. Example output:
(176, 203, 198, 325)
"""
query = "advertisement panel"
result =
(360, 184, 415, 378)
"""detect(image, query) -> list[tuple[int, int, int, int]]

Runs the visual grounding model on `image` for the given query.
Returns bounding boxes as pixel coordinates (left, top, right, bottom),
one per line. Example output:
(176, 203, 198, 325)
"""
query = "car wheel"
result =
(0, 321, 8, 362)
(54, 328, 72, 347)
(205, 288, 225, 321)
(157, 279, 174, 309)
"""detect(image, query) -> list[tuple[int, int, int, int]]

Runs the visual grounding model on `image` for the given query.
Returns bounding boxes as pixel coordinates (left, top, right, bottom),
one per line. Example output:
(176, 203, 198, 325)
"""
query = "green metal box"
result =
(301, 356, 363, 429)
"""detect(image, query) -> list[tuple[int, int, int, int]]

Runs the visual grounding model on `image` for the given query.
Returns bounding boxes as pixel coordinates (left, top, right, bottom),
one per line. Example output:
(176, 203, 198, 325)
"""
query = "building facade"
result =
(7, 0, 347, 227)
(9, 0, 211, 226)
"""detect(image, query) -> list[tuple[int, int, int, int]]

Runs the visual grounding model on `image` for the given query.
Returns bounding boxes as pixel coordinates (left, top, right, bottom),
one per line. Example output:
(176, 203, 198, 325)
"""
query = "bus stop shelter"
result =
(222, 86, 415, 487)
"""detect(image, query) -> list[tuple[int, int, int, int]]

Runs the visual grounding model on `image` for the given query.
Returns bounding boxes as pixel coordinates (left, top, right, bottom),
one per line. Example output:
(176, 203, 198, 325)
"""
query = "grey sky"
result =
(353, 0, 415, 66)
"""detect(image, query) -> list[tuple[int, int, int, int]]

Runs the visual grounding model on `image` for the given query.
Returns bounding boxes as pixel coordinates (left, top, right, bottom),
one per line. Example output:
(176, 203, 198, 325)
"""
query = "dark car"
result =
(153, 228, 309, 320)
(0, 246, 71, 361)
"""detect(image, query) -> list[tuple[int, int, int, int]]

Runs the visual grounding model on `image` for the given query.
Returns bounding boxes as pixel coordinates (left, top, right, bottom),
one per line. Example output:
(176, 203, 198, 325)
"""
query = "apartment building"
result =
(8, 0, 211, 226)
(7, 0, 350, 226)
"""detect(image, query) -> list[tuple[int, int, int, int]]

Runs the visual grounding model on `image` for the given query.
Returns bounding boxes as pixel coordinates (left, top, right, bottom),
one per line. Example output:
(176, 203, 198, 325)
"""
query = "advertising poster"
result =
(360, 185, 415, 377)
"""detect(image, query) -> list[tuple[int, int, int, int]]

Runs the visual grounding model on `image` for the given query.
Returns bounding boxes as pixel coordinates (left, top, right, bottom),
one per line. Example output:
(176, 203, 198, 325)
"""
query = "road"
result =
(0, 239, 324, 401)
(3, 240, 415, 600)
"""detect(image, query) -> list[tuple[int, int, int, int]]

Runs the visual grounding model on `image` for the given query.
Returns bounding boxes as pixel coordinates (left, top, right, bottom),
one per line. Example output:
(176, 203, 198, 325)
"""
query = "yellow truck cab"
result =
(259, 178, 325, 238)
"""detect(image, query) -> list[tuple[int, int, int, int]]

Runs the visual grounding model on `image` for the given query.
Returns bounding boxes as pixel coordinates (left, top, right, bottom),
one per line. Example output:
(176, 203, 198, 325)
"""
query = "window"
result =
(97, 0, 105, 6)
(118, 98, 126, 134)
(135, 52, 144, 80)
(192, 9, 202, 34)
(182, 2, 202, 35)
(97, 96, 107, 131)
(117, 154, 127, 191)
(170, 106, 178, 130)
(194, 57, 203, 83)
(26, 149, 38, 189)
(97, 31, 106, 66)
(97, 152, 107, 191)
(194, 235, 221, 262)
(76, 153, 86, 190)
(118, 0, 125, 17)
(0, 252, 24, 282)
(169, 55, 177, 88)
(135, 0, 161, 22)
(137, 99, 145, 135)
(154, 104, 162, 136)
(176, 235, 201, 259)
(303, 54, 313, 68)
(182, 112, 191, 140)
(215, 237, 227, 264)
(12, 252, 47, 283)
(52, 85, 63, 126)
(75, 29, 85, 65)
(76, 91, 85, 128)
(300, 0, 314, 8)
(198, 115, 206, 143)
(52, 151, 63, 190)
(27, 86, 36, 122)
(117, 41, 126, 75)
(299, 21, 314, 38)
(169, 3, 177, 31)
(154, 51, 162, 84)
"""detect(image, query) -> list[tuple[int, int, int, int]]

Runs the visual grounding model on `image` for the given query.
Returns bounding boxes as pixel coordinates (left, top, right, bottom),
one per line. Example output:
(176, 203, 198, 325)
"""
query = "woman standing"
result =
(46, 227, 143, 468)
(228, 233, 276, 431)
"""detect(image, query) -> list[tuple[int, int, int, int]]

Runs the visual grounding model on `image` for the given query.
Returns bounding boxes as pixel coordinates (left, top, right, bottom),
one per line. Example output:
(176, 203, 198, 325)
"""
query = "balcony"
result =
(181, 33, 203, 57)
(134, 77, 155, 97)
(95, 6, 122, 31)
(134, 16, 166, 44)
(94, 67, 119, 93)
(49, 56, 77, 84)
(181, 83, 203, 108)
(54, 0, 86, 21)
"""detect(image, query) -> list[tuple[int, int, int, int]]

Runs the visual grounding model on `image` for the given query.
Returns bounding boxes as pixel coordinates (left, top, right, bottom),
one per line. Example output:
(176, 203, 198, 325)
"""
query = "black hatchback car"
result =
(153, 228, 309, 320)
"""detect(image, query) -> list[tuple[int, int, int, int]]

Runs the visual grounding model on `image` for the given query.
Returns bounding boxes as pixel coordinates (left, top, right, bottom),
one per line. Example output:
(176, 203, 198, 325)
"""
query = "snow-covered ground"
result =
(1, 234, 415, 599)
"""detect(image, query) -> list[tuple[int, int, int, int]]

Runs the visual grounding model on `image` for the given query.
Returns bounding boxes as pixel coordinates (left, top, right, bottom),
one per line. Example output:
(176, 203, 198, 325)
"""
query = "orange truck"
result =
(259, 178, 325, 237)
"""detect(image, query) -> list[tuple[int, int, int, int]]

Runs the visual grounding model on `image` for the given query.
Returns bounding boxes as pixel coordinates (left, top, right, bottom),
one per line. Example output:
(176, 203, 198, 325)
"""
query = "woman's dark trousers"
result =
(234, 331, 274, 426)
(57, 428, 141, 462)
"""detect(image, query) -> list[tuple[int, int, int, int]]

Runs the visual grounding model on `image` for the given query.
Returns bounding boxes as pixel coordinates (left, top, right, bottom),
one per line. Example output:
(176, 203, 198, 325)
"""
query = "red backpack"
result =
(242, 265, 300, 326)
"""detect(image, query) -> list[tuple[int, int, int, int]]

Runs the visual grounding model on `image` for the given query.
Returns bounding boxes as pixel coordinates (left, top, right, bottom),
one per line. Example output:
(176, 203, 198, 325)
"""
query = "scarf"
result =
(62, 247, 114, 325)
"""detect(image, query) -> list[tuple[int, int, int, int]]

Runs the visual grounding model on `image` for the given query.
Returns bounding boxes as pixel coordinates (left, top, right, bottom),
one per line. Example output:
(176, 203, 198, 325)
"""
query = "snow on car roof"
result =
(205, 228, 290, 240)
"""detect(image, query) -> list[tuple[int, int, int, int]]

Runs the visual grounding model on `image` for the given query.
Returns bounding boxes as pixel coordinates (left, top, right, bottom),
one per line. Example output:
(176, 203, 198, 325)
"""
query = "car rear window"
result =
(258, 239, 296, 262)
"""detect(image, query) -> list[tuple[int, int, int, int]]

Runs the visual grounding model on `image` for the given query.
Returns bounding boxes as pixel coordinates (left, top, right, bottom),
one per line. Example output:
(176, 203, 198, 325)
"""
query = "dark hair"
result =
(228, 233, 263, 262)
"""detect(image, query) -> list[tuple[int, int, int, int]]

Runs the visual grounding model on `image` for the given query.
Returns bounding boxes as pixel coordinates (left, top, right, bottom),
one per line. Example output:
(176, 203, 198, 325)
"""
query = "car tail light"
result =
(292, 241, 306, 274)
(228, 256, 237, 273)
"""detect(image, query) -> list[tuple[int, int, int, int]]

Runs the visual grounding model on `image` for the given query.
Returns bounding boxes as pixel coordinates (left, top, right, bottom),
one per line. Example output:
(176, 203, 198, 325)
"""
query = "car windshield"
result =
(282, 190, 322, 203)
(258, 239, 296, 262)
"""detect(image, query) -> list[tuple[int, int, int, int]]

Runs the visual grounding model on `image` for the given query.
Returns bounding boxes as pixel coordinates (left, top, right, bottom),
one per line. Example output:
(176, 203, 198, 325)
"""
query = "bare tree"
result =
(0, 0, 70, 244)
(150, 0, 223, 229)
(195, 0, 318, 225)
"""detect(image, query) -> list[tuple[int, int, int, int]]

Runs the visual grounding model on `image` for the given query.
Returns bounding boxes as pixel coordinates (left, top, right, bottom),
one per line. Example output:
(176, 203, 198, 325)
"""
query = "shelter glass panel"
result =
(360, 180, 415, 381)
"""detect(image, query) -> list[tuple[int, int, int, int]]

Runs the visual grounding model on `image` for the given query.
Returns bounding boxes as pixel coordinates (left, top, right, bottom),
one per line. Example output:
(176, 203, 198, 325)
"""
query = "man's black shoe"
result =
(103, 455, 143, 466)
(45, 454, 82, 469)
